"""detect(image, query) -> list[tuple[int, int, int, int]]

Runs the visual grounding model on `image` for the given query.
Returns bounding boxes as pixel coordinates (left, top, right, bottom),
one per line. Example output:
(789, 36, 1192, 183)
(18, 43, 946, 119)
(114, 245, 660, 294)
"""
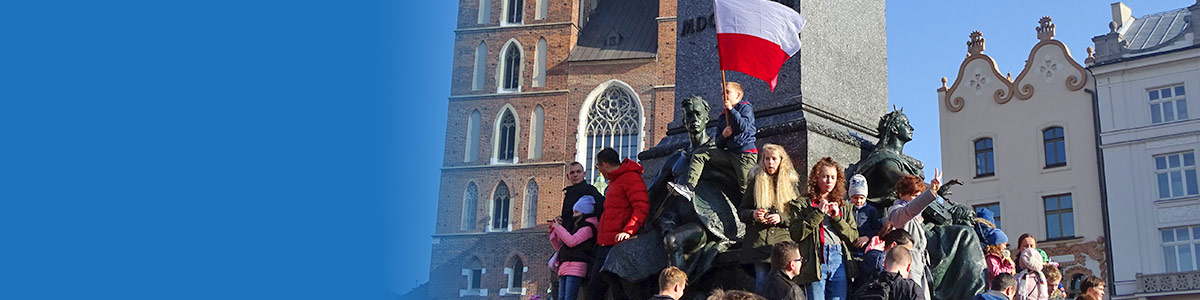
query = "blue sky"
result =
(392, 0, 1192, 295)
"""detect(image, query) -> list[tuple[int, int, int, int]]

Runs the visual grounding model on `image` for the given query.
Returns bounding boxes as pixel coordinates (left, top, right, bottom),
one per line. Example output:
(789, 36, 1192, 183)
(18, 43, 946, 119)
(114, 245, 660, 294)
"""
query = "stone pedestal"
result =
(640, 0, 887, 180)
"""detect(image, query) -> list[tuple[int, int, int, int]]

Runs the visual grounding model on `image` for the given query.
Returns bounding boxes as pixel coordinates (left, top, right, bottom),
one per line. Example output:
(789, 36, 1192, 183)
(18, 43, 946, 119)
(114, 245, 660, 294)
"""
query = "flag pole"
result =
(721, 70, 731, 128)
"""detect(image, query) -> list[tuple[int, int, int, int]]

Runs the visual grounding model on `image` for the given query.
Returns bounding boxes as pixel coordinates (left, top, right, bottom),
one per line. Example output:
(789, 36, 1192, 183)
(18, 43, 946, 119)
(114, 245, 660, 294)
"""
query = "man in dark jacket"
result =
(854, 247, 925, 300)
(759, 241, 807, 300)
(562, 162, 604, 222)
(671, 82, 759, 199)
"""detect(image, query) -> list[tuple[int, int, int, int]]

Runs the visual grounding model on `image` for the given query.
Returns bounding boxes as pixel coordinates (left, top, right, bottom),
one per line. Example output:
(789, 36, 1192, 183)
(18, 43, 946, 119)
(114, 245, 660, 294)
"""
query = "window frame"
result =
(1148, 84, 1188, 124)
(522, 179, 538, 229)
(974, 138, 996, 178)
(1160, 225, 1200, 272)
(489, 181, 512, 232)
(500, 0, 524, 26)
(1043, 193, 1075, 239)
(497, 40, 523, 93)
(462, 182, 479, 230)
(491, 105, 520, 164)
(1043, 126, 1067, 168)
(1154, 151, 1198, 200)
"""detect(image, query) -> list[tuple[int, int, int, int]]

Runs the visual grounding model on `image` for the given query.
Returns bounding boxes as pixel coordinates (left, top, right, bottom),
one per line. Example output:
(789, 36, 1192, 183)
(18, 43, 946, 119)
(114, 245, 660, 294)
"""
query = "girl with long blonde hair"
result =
(738, 144, 801, 291)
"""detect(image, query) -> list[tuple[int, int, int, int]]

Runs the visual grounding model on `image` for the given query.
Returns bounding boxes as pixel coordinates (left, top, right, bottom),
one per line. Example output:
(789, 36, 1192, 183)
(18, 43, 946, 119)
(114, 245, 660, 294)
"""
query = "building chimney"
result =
(1112, 2, 1132, 30)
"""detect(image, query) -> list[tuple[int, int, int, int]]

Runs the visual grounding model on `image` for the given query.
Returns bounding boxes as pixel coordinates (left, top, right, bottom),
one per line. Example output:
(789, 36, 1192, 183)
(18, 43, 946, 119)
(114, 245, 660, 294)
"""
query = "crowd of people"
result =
(545, 82, 1107, 300)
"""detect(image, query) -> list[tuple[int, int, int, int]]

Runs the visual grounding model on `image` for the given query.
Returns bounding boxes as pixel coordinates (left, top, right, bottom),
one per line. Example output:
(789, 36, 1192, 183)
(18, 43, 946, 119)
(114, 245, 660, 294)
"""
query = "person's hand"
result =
(615, 232, 632, 242)
(764, 214, 781, 225)
(753, 208, 766, 222)
(822, 201, 840, 216)
(855, 236, 870, 248)
(722, 126, 733, 137)
(724, 100, 735, 111)
(929, 168, 942, 194)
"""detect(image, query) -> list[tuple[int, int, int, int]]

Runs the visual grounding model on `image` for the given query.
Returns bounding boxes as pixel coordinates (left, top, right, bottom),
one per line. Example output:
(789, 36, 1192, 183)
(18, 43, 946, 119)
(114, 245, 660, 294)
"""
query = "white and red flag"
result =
(714, 0, 805, 91)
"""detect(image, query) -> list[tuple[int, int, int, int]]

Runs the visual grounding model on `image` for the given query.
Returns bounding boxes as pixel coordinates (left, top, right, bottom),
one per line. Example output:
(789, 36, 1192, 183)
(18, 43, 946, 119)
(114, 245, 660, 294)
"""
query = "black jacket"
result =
(855, 271, 926, 300)
(562, 182, 603, 221)
(759, 270, 806, 300)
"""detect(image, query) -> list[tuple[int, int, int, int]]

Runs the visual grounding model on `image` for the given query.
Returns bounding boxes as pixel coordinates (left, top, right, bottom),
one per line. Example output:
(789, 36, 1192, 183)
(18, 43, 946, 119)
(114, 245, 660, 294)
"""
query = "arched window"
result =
(491, 181, 511, 231)
(499, 41, 522, 92)
(494, 107, 518, 164)
(465, 110, 481, 162)
(502, 0, 523, 25)
(477, 0, 491, 24)
(462, 182, 478, 230)
(533, 38, 547, 87)
(581, 82, 642, 184)
(523, 179, 538, 228)
(1043, 127, 1066, 167)
(472, 42, 487, 91)
(975, 138, 995, 177)
(459, 256, 484, 296)
(503, 257, 526, 295)
(535, 0, 547, 20)
(528, 105, 544, 159)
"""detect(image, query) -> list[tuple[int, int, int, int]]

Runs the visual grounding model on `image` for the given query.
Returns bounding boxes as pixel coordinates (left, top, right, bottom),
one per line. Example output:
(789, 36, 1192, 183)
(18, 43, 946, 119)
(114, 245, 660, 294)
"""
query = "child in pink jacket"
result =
(549, 196, 599, 300)
(983, 227, 1015, 289)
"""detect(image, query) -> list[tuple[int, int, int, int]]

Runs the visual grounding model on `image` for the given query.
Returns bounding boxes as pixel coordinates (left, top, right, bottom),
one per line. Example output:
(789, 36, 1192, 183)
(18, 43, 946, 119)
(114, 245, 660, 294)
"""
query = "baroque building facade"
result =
(937, 17, 1106, 298)
(1089, 2, 1200, 299)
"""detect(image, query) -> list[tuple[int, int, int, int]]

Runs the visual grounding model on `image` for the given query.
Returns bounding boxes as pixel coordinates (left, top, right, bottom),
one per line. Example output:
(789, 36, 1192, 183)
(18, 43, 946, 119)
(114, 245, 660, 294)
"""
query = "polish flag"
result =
(715, 0, 805, 91)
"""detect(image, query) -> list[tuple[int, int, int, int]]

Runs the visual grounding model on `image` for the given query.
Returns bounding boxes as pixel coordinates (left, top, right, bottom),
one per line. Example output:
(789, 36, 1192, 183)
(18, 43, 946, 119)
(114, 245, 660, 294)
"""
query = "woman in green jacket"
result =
(788, 157, 858, 300)
(739, 144, 802, 292)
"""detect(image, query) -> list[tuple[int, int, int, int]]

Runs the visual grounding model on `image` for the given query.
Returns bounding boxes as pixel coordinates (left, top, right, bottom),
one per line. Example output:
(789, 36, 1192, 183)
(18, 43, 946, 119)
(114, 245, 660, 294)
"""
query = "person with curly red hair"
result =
(788, 157, 858, 300)
(885, 170, 943, 300)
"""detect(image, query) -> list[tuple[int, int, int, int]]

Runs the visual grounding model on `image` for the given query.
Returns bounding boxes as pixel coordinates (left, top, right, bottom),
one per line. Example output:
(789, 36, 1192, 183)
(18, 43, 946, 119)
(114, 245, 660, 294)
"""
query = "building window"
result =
(535, 0, 547, 20)
(973, 203, 1002, 230)
(1044, 194, 1074, 239)
(1161, 225, 1200, 272)
(533, 38, 546, 87)
(459, 257, 486, 297)
(491, 181, 511, 231)
(523, 179, 538, 228)
(503, 258, 526, 296)
(528, 105, 543, 160)
(473, 42, 487, 91)
(462, 182, 479, 230)
(499, 42, 522, 92)
(477, 0, 491, 24)
(583, 84, 642, 185)
(1150, 85, 1188, 124)
(494, 108, 518, 163)
(975, 138, 995, 177)
(503, 0, 523, 25)
(1043, 127, 1066, 168)
(466, 110, 481, 162)
(1156, 152, 1198, 199)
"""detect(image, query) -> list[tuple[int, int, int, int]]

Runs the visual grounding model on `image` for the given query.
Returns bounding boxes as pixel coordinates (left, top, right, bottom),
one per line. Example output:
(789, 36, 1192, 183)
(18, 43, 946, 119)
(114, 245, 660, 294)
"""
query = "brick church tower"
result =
(422, 0, 676, 298)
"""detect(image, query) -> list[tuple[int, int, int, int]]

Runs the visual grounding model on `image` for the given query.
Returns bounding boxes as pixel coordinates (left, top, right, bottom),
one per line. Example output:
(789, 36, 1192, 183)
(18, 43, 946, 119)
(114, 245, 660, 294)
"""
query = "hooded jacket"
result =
(596, 159, 650, 246)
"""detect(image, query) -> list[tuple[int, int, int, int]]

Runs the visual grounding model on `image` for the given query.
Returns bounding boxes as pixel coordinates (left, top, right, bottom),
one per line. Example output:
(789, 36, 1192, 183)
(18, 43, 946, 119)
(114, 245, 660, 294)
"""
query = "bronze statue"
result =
(850, 107, 986, 300)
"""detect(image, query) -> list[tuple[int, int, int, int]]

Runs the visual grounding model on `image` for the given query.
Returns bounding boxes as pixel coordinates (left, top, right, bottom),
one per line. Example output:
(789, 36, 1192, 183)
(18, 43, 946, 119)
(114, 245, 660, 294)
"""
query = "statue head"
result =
(681, 95, 711, 137)
(877, 107, 914, 146)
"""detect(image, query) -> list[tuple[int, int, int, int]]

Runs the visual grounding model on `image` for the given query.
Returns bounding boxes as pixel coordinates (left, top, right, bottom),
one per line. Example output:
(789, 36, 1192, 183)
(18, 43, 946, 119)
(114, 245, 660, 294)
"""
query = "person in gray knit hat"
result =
(849, 174, 881, 251)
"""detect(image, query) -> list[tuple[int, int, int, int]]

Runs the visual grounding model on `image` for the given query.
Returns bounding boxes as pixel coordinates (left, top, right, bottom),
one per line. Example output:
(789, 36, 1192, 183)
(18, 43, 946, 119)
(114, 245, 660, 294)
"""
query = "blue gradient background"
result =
(0, 0, 1186, 299)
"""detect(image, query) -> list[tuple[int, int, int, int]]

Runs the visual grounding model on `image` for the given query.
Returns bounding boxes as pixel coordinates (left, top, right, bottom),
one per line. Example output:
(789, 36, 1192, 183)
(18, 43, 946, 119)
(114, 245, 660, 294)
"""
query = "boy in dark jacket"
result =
(672, 82, 758, 199)
(854, 246, 925, 300)
(759, 241, 807, 300)
(648, 266, 687, 300)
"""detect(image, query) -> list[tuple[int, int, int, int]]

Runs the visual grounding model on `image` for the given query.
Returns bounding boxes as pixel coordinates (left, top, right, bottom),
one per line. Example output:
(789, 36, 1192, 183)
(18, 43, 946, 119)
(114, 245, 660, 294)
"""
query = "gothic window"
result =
(473, 42, 487, 91)
(494, 108, 517, 163)
(522, 179, 538, 228)
(528, 105, 543, 159)
(491, 181, 511, 231)
(583, 84, 641, 184)
(503, 0, 523, 25)
(462, 182, 478, 230)
(499, 42, 521, 92)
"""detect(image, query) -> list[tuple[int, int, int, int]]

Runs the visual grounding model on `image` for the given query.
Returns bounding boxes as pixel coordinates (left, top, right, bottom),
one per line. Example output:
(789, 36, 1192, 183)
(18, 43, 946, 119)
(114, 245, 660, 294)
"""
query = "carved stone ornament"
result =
(1085, 47, 1096, 66)
(1037, 16, 1056, 41)
(968, 31, 985, 55)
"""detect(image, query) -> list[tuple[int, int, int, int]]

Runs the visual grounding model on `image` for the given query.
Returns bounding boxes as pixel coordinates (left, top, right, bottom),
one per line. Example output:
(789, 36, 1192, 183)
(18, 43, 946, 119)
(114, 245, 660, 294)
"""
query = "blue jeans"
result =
(754, 262, 771, 293)
(559, 275, 582, 300)
(807, 244, 848, 300)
